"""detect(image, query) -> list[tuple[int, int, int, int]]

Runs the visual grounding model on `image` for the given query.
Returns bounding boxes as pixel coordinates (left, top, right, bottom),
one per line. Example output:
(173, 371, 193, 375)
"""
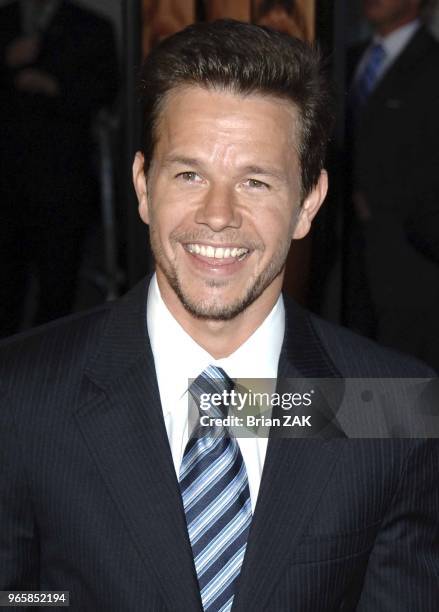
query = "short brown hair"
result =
(138, 19, 334, 198)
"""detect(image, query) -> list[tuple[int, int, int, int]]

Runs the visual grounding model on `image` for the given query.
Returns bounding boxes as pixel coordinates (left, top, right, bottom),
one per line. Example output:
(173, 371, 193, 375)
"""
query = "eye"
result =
(245, 178, 270, 190)
(176, 171, 202, 183)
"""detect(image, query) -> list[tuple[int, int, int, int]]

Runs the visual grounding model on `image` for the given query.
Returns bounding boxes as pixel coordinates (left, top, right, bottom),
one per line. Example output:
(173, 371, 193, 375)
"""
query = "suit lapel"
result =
(233, 298, 345, 611)
(74, 280, 202, 612)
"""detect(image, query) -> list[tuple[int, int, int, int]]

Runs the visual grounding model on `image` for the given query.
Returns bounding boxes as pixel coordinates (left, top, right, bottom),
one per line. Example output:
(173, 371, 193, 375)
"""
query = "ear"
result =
(292, 170, 328, 240)
(132, 151, 149, 225)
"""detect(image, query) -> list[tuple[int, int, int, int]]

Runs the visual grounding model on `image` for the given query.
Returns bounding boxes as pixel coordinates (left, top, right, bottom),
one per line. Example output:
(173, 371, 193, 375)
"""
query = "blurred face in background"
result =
(363, 0, 422, 34)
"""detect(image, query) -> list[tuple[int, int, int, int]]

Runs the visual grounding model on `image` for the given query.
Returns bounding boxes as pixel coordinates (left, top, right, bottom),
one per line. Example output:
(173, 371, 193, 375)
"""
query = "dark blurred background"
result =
(1, 0, 438, 371)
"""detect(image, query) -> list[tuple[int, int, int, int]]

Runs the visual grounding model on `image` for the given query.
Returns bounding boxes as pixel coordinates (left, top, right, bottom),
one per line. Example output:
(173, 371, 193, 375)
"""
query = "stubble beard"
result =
(148, 224, 292, 321)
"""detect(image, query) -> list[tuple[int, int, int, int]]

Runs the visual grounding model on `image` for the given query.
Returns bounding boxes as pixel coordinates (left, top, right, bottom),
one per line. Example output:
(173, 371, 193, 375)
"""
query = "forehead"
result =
(153, 86, 300, 167)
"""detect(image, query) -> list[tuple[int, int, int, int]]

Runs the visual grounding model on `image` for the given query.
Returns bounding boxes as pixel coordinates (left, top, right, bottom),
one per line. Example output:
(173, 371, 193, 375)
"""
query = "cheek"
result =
(257, 206, 296, 245)
(151, 184, 200, 228)
(149, 195, 185, 233)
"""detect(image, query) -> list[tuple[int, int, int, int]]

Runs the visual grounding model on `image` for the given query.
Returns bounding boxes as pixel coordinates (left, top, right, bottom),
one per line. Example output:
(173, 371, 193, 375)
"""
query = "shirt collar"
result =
(374, 19, 420, 61)
(147, 273, 285, 416)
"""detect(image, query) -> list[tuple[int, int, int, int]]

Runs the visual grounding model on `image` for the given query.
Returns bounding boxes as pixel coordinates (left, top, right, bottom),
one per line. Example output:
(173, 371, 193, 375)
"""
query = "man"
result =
(0, 20, 438, 612)
(346, 0, 439, 370)
(0, 0, 118, 336)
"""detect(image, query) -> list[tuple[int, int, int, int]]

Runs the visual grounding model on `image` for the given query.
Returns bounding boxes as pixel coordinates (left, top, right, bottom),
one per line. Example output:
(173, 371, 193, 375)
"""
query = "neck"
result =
(157, 275, 283, 359)
(375, 13, 419, 37)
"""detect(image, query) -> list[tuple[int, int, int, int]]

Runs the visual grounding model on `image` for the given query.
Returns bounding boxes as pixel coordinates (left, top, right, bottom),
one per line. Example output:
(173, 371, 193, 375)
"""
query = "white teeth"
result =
(186, 244, 248, 259)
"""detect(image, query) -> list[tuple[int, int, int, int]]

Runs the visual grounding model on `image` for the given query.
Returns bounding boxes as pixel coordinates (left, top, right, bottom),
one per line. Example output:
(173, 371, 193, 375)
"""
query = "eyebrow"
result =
(163, 156, 285, 180)
(163, 156, 203, 169)
(240, 165, 284, 180)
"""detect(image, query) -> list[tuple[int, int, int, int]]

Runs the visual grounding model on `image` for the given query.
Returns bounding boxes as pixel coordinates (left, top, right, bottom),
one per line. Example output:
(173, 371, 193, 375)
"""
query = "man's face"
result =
(363, 0, 421, 29)
(133, 86, 326, 321)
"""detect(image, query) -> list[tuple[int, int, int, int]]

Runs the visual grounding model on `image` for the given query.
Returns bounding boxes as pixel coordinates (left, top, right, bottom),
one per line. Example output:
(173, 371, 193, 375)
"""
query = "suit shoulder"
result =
(308, 312, 435, 377)
(0, 303, 112, 394)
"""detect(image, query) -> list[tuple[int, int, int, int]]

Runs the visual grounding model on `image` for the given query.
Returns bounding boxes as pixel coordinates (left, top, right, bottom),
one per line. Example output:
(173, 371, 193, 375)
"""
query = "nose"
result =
(194, 183, 242, 232)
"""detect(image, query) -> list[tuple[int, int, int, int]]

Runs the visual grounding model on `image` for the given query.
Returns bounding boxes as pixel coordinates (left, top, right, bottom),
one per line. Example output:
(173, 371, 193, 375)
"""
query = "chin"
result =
(178, 290, 252, 321)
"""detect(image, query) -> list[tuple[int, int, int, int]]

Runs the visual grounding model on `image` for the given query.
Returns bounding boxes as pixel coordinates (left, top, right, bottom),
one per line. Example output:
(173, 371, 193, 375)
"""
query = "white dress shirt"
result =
(354, 19, 421, 87)
(147, 274, 285, 512)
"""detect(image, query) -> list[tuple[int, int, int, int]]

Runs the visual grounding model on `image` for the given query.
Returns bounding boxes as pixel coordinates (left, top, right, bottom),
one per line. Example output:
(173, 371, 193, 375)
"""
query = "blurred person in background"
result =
(346, 0, 439, 371)
(0, 0, 118, 337)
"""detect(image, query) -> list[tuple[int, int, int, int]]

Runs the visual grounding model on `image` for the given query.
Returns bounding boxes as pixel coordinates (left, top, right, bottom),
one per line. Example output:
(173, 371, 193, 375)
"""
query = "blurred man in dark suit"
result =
(1, 20, 438, 612)
(346, 0, 439, 370)
(0, 0, 118, 337)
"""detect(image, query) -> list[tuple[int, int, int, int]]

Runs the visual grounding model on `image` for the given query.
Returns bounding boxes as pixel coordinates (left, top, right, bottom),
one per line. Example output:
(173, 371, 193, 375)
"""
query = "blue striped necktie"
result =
(179, 365, 252, 612)
(352, 43, 386, 110)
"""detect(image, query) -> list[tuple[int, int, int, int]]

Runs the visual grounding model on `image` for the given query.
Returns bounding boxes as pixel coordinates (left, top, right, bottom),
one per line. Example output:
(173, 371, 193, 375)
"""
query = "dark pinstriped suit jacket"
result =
(1, 279, 438, 611)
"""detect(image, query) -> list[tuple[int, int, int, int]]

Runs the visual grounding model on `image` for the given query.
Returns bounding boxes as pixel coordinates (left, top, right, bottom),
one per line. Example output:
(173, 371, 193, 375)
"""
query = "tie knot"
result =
(189, 365, 234, 418)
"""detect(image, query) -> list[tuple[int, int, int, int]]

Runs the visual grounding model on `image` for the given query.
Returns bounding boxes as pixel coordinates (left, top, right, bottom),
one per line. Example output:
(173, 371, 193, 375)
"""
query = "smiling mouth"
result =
(185, 243, 249, 262)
